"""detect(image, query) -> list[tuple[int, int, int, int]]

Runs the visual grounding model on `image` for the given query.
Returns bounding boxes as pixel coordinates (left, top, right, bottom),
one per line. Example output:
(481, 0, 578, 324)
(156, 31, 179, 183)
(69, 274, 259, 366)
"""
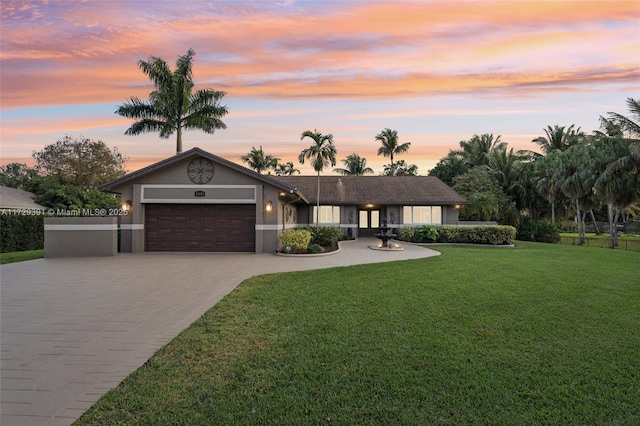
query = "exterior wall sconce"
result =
(122, 200, 132, 212)
(265, 200, 273, 212)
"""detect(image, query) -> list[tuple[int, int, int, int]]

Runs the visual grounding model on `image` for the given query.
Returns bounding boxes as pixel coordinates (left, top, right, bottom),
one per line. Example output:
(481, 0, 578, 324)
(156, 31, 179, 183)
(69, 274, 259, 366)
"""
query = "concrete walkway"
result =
(0, 239, 439, 425)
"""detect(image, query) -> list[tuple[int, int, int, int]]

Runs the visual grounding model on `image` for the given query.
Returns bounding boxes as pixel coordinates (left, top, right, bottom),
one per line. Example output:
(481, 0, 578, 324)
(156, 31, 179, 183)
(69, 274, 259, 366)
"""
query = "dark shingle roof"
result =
(275, 176, 466, 205)
(100, 147, 305, 200)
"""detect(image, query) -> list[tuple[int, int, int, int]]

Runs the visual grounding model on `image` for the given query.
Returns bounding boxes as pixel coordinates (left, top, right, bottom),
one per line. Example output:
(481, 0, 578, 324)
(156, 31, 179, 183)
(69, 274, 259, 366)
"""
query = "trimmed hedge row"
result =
(397, 225, 516, 245)
(1, 215, 45, 252)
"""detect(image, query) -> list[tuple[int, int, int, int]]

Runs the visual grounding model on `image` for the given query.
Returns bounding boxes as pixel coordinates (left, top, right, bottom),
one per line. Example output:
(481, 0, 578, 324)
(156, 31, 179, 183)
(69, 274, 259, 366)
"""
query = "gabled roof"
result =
(275, 175, 467, 205)
(0, 186, 46, 210)
(100, 147, 307, 202)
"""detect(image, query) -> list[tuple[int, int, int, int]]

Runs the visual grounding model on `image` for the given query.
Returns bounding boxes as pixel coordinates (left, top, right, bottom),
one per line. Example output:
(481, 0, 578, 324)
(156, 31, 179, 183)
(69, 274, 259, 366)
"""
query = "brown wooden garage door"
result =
(145, 204, 256, 252)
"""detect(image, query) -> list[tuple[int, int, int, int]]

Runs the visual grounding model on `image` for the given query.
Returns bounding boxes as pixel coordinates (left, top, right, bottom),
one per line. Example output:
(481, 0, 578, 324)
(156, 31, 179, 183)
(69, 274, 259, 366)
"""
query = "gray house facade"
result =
(100, 147, 466, 253)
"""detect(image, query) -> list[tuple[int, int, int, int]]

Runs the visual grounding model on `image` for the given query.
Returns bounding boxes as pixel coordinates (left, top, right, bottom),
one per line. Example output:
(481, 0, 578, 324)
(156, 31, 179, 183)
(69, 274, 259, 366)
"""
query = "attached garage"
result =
(145, 204, 256, 252)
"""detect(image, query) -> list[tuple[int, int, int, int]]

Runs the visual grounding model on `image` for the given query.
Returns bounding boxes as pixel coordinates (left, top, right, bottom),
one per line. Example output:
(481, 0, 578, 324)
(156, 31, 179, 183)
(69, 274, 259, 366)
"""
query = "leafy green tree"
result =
(512, 160, 550, 220)
(0, 163, 38, 190)
(298, 129, 337, 224)
(116, 49, 228, 154)
(32, 136, 127, 189)
(457, 133, 507, 168)
(532, 124, 585, 154)
(382, 160, 418, 176)
(427, 151, 469, 186)
(273, 161, 300, 176)
(333, 153, 374, 176)
(30, 178, 119, 210)
(453, 166, 505, 222)
(376, 128, 410, 167)
(240, 146, 279, 174)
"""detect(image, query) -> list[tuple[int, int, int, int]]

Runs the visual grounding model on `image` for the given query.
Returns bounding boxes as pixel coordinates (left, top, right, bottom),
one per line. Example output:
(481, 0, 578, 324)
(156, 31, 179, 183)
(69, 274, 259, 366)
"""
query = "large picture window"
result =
(403, 206, 442, 225)
(313, 206, 341, 224)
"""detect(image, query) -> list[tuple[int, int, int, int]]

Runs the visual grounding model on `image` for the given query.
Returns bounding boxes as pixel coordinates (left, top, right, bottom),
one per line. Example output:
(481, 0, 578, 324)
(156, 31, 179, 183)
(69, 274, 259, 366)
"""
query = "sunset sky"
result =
(1, 0, 638, 175)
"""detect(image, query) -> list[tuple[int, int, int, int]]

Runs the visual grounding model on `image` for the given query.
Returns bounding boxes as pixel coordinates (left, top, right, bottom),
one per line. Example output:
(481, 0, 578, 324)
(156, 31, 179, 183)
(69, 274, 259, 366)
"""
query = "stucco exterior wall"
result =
(44, 217, 117, 258)
(107, 156, 289, 254)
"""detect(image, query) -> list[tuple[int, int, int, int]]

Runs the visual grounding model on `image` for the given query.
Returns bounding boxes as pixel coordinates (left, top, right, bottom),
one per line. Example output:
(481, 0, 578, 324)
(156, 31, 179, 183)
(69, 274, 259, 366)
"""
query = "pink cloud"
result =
(1, 0, 637, 110)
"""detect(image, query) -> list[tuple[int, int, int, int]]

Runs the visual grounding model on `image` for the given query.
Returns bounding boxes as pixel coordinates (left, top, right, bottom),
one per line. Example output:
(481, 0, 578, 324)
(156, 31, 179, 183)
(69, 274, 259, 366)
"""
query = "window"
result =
(313, 206, 340, 224)
(403, 206, 442, 224)
(359, 210, 368, 228)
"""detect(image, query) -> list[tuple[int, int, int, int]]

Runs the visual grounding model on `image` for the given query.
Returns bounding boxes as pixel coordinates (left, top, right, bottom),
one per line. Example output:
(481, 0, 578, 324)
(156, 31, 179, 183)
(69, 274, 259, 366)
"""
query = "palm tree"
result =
(333, 153, 374, 176)
(605, 97, 640, 138)
(532, 125, 585, 154)
(532, 154, 564, 224)
(376, 128, 410, 167)
(116, 49, 228, 154)
(555, 144, 597, 245)
(274, 161, 300, 176)
(457, 133, 507, 168)
(597, 98, 640, 247)
(298, 130, 337, 224)
(240, 146, 279, 174)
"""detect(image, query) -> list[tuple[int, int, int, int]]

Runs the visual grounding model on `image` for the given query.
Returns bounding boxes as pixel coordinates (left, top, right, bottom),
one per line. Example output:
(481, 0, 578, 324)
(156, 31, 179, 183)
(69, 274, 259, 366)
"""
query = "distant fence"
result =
(559, 236, 640, 252)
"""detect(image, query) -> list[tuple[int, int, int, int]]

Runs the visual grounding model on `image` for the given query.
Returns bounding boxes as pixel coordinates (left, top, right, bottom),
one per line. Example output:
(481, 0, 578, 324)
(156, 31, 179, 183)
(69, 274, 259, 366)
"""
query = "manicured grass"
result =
(0, 249, 44, 264)
(76, 242, 640, 425)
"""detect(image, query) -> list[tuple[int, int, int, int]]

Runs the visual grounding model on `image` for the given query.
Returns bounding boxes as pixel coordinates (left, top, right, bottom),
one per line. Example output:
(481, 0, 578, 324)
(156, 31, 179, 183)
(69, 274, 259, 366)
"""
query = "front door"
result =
(358, 209, 380, 237)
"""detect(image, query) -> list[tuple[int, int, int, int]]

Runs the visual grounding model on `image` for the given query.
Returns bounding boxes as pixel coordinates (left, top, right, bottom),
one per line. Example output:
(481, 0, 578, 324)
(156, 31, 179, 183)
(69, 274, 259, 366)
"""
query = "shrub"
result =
(517, 216, 561, 243)
(439, 226, 515, 245)
(417, 225, 438, 242)
(279, 229, 312, 252)
(307, 244, 323, 254)
(1, 214, 45, 252)
(308, 226, 342, 247)
(397, 226, 415, 242)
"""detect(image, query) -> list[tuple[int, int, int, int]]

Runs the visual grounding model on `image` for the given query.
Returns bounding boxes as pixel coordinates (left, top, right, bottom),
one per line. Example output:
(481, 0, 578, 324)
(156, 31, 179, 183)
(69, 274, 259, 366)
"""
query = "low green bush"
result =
(417, 225, 438, 242)
(307, 244, 323, 254)
(517, 216, 561, 243)
(303, 226, 342, 247)
(279, 229, 312, 252)
(398, 226, 415, 242)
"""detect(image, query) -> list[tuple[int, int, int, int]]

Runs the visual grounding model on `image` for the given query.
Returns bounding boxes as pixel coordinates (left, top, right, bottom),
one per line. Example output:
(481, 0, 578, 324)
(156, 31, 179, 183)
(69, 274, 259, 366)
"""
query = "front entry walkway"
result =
(0, 239, 438, 425)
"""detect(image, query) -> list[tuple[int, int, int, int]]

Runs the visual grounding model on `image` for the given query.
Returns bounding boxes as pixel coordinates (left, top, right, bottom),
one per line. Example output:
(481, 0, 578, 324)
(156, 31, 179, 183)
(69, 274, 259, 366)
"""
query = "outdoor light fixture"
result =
(265, 200, 273, 212)
(122, 200, 132, 212)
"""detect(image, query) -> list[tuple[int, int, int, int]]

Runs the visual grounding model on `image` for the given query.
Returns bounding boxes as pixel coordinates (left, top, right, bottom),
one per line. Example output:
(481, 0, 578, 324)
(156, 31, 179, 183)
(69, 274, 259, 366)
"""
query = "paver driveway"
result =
(0, 239, 438, 425)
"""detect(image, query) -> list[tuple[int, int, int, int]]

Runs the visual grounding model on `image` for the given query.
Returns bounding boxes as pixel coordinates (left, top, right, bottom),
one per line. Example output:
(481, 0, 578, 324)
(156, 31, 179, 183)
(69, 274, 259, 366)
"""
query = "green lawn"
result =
(0, 249, 44, 264)
(76, 242, 639, 425)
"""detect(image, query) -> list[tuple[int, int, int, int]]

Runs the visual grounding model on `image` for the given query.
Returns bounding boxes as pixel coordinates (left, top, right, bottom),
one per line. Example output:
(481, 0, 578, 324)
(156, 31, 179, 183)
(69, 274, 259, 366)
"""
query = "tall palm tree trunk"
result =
(316, 170, 320, 225)
(176, 126, 183, 153)
(576, 200, 585, 246)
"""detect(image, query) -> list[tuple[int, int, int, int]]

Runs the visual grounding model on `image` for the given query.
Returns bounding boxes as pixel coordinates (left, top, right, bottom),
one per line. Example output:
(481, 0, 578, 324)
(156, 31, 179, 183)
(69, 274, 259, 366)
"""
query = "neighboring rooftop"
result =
(0, 186, 46, 210)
